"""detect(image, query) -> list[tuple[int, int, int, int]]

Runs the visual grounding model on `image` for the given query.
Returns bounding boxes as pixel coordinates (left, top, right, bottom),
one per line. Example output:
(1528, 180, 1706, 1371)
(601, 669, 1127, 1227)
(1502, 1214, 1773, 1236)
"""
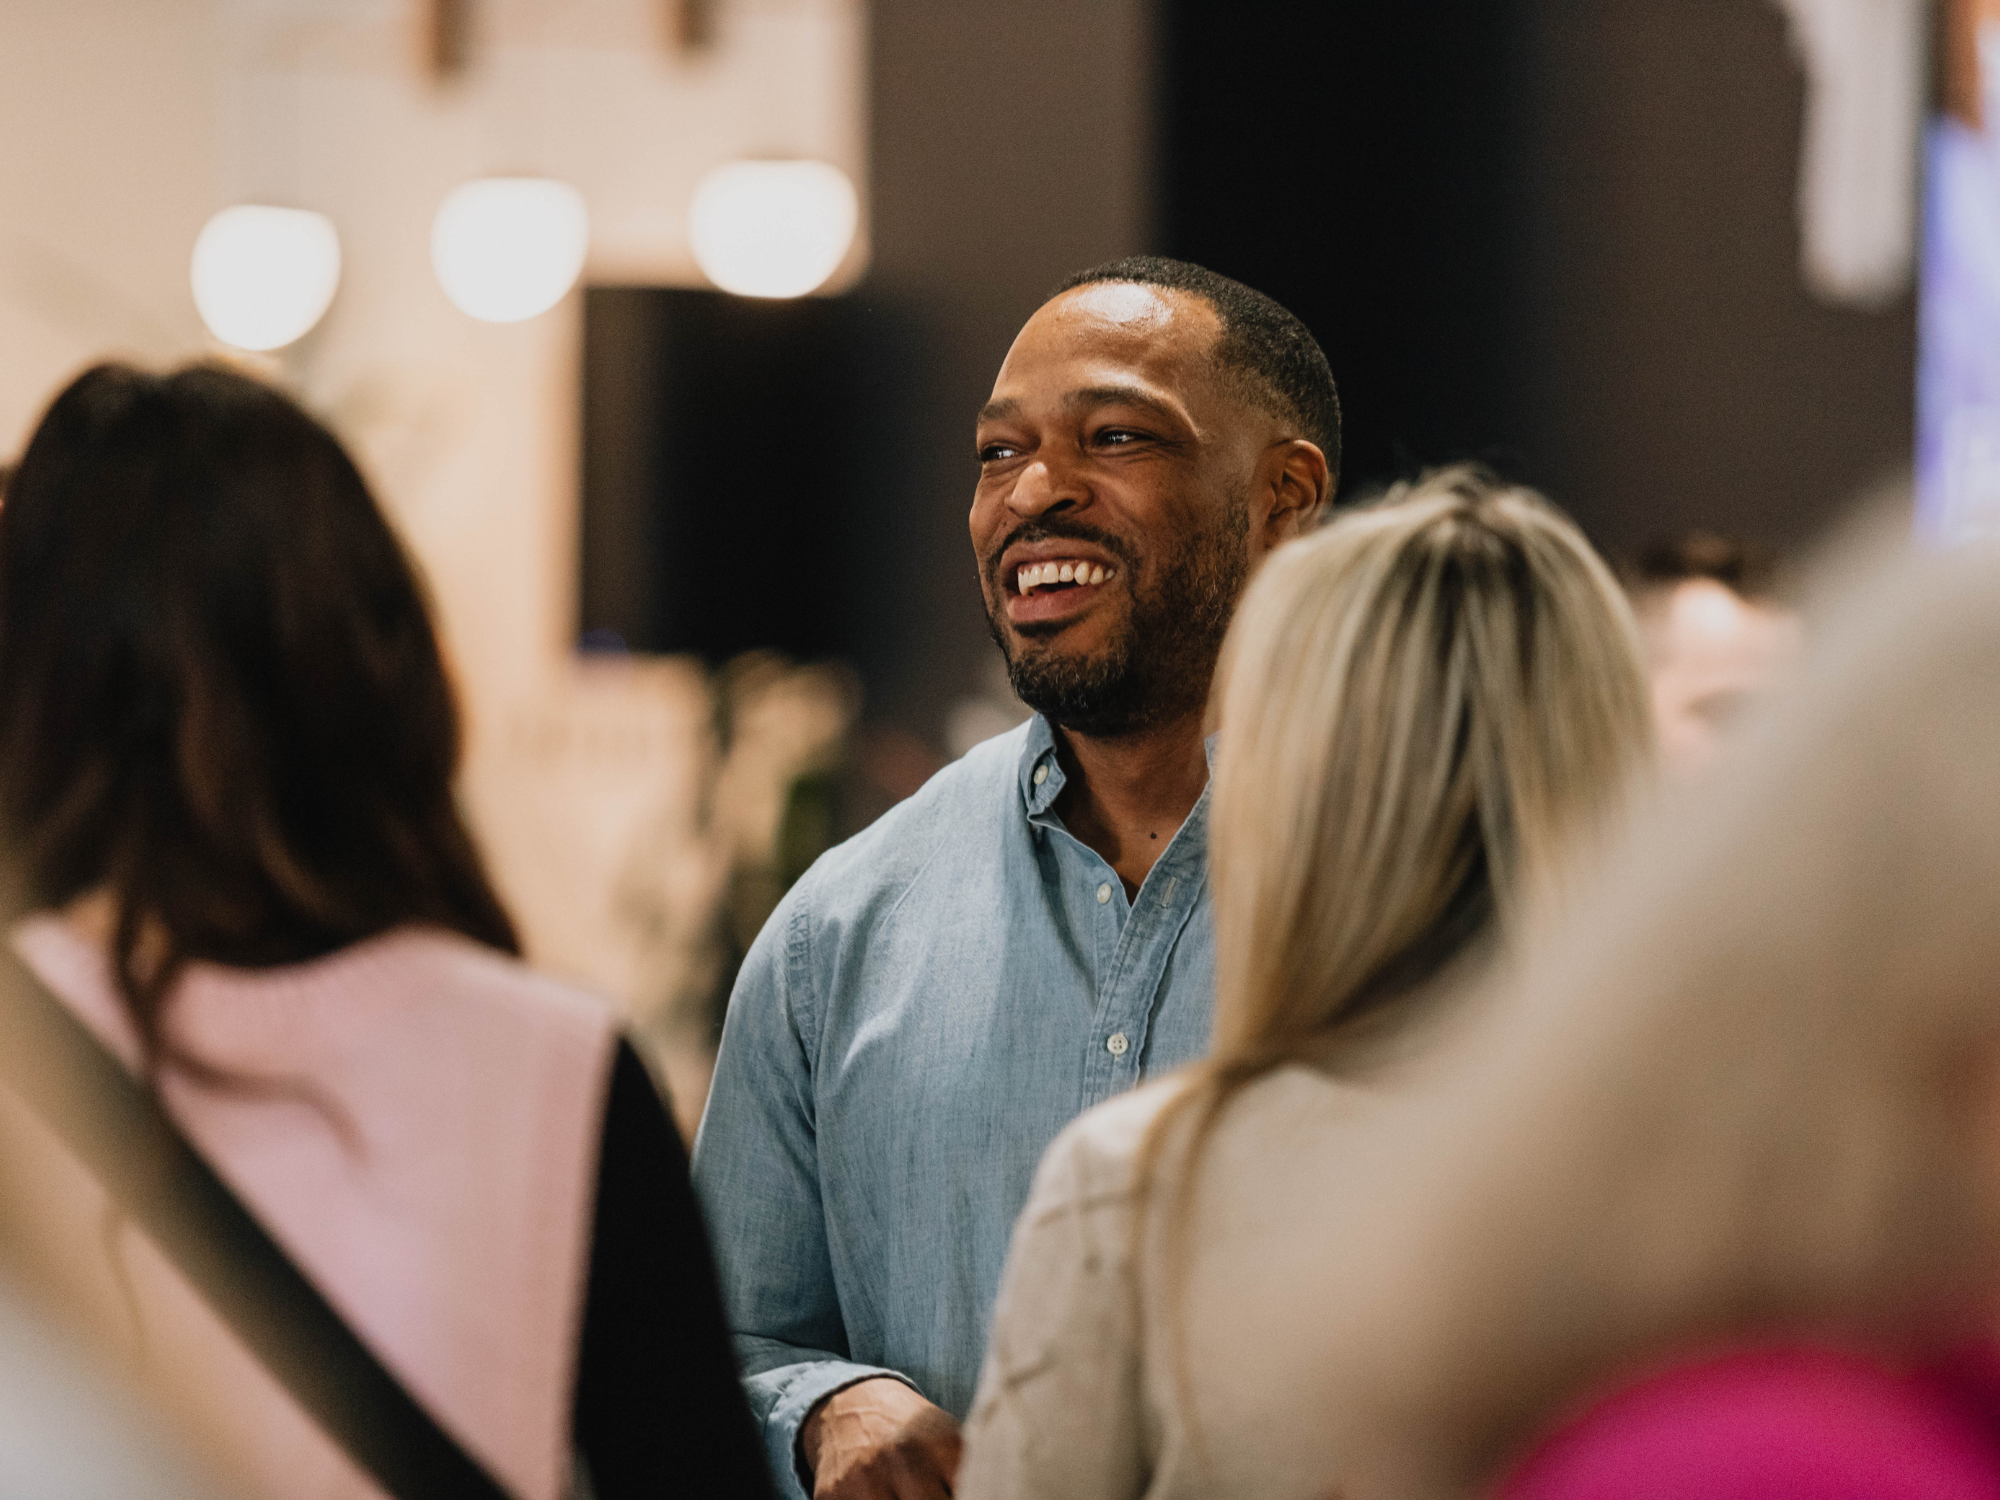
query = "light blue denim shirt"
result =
(691, 714, 1215, 1497)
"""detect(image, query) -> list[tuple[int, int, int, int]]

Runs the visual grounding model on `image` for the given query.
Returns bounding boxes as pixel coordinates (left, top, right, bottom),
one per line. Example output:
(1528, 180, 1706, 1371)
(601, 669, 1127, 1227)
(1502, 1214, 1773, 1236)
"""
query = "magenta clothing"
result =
(1499, 1344, 2000, 1500)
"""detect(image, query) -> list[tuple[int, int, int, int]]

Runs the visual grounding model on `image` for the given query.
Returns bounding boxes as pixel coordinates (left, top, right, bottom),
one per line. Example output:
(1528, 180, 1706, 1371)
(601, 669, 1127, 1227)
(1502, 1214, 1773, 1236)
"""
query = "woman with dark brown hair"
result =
(0, 362, 768, 1500)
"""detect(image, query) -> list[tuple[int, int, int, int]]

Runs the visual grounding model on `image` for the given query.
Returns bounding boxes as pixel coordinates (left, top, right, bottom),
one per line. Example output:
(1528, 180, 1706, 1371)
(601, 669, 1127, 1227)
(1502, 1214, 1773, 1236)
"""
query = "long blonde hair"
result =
(1140, 464, 1652, 1457)
(1209, 464, 1649, 1072)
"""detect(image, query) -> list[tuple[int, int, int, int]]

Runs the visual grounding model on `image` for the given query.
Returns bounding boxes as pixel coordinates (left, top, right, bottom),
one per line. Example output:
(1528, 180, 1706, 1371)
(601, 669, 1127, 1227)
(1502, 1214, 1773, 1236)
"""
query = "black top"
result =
(571, 1040, 772, 1500)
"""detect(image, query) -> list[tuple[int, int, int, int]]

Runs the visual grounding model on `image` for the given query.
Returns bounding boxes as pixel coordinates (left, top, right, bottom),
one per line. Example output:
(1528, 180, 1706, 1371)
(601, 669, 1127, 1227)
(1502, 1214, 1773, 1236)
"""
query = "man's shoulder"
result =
(792, 718, 1035, 916)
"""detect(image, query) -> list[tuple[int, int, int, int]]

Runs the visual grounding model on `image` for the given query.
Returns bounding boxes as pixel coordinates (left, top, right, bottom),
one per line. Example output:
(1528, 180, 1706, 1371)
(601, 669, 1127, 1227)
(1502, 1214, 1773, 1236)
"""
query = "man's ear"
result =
(1254, 438, 1332, 552)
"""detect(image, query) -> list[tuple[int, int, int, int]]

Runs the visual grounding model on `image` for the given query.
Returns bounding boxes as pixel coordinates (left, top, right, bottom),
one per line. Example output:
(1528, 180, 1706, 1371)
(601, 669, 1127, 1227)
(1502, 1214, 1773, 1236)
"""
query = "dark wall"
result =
(1511, 2, 1915, 553)
(861, 0, 1155, 739)
(1156, 0, 1916, 557)
(1158, 1, 1527, 497)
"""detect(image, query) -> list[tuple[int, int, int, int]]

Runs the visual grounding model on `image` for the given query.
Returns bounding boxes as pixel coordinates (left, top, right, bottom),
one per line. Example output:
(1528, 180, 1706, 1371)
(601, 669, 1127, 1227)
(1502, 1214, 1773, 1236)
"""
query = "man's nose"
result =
(1008, 457, 1086, 517)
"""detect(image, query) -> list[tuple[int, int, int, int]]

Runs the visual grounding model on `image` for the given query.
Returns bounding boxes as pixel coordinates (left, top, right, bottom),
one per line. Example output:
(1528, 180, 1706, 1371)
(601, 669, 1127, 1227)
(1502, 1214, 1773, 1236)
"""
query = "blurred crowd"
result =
(0, 253, 1986, 1500)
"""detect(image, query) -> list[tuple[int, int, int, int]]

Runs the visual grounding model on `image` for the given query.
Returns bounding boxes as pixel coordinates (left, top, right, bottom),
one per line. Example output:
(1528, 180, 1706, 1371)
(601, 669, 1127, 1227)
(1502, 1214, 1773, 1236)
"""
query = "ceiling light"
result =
(190, 205, 342, 352)
(688, 160, 859, 299)
(431, 177, 590, 323)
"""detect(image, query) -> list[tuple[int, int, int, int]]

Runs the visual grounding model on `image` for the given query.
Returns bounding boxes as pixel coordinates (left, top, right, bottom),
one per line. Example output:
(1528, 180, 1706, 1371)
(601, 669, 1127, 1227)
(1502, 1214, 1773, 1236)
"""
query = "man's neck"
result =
(1051, 709, 1210, 899)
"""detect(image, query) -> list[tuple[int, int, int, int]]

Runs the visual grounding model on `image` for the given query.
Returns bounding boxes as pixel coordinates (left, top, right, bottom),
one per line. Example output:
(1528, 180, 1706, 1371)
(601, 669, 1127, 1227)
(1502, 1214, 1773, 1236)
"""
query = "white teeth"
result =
(1015, 559, 1114, 596)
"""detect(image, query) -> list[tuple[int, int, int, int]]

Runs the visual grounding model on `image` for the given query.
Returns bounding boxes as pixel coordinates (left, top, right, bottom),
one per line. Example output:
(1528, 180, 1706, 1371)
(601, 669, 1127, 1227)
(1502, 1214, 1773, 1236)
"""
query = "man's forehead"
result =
(1042, 280, 1207, 335)
(992, 282, 1222, 395)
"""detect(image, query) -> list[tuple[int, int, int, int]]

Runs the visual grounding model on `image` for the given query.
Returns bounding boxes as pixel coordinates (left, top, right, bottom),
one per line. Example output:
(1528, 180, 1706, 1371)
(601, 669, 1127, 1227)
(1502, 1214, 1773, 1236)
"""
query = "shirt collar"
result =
(1017, 713, 1218, 820)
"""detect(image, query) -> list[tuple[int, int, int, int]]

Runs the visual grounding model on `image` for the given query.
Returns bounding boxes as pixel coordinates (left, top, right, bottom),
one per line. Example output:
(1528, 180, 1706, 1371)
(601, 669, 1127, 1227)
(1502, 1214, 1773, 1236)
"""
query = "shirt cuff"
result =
(764, 1359, 919, 1500)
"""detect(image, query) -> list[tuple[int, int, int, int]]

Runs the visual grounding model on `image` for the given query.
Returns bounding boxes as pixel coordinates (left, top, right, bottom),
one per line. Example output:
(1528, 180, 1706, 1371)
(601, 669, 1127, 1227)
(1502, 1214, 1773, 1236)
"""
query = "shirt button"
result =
(1033, 765, 1049, 786)
(1106, 1032, 1130, 1057)
(1096, 882, 1112, 904)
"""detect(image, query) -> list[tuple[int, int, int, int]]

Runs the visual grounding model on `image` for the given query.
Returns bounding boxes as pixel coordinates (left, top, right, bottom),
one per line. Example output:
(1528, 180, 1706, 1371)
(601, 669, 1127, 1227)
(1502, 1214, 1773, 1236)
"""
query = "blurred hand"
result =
(800, 1377, 962, 1500)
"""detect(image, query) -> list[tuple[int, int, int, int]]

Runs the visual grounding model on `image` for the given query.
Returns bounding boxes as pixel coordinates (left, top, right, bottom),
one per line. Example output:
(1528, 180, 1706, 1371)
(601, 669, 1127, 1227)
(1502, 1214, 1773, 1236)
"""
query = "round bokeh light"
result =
(688, 159, 859, 299)
(431, 177, 590, 323)
(190, 205, 342, 352)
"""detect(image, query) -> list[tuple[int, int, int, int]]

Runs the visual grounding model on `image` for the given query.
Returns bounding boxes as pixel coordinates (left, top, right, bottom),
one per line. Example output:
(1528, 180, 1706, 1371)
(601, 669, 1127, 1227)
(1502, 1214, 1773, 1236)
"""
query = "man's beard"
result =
(984, 499, 1250, 739)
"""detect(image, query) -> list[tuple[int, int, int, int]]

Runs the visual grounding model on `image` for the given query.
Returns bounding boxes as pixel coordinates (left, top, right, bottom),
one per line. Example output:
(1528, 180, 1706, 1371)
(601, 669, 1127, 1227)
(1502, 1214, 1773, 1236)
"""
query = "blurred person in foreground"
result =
(0, 1263, 224, 1499)
(691, 257, 1337, 1500)
(1158, 529, 2000, 1500)
(0, 969, 238, 1500)
(0, 363, 769, 1500)
(954, 468, 1653, 1500)
(1620, 531, 1801, 775)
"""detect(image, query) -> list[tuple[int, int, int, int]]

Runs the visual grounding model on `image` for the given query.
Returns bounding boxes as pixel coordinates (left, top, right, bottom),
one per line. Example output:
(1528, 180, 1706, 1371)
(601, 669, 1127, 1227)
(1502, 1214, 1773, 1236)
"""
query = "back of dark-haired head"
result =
(1052, 256, 1342, 488)
(0, 363, 519, 1063)
(1621, 531, 1779, 603)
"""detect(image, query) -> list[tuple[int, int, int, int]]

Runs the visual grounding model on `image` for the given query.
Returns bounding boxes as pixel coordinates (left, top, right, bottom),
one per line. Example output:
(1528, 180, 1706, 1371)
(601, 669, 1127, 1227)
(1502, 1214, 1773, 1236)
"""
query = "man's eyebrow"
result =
(976, 385, 1185, 426)
(1065, 384, 1180, 422)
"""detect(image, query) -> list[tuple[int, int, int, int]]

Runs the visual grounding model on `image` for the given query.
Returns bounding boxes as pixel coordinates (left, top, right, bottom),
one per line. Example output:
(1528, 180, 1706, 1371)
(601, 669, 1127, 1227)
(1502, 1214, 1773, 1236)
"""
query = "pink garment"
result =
(1499, 1342, 2000, 1500)
(10, 916, 619, 1500)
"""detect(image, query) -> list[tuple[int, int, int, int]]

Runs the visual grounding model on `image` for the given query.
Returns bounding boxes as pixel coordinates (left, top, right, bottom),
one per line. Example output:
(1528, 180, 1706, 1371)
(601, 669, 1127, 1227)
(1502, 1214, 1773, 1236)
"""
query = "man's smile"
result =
(1015, 557, 1111, 595)
(998, 540, 1126, 630)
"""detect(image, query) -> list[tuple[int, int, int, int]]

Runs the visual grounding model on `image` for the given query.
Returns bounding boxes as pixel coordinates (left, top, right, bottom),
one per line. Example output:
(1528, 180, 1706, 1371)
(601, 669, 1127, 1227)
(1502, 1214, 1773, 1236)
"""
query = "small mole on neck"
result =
(1150, 832, 1157, 840)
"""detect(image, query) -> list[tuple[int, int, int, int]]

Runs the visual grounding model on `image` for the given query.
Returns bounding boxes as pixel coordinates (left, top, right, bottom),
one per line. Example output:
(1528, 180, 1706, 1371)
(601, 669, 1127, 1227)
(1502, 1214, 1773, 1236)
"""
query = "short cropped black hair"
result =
(1051, 256, 1341, 488)
(1620, 531, 1779, 603)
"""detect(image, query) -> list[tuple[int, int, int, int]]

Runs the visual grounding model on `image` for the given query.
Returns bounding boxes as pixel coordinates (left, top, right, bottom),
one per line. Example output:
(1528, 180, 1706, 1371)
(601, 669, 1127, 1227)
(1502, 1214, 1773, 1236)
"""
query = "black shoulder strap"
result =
(0, 948, 517, 1500)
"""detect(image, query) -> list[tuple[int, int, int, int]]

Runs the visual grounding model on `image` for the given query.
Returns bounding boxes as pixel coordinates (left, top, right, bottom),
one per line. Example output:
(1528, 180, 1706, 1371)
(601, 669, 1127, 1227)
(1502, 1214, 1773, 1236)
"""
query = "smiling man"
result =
(691, 258, 1338, 1500)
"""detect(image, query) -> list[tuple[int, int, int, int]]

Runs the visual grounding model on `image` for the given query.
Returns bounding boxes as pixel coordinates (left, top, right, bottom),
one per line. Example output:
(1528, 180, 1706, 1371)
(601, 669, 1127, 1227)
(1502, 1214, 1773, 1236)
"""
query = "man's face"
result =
(970, 283, 1270, 738)
(1639, 578, 1802, 776)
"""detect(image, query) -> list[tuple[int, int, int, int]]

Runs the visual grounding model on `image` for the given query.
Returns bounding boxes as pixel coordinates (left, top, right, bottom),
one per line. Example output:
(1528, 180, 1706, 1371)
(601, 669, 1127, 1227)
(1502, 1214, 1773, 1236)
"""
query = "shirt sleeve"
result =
(690, 884, 915, 1500)
(955, 1124, 1150, 1500)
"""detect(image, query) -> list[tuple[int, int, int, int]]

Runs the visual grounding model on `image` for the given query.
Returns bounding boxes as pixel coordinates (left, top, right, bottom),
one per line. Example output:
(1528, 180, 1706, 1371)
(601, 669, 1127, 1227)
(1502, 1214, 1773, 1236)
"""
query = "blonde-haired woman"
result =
(953, 466, 1653, 1500)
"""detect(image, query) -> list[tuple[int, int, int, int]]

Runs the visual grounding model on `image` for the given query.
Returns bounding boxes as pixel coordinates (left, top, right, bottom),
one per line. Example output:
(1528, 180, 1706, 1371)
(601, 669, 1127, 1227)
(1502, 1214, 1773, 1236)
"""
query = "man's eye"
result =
(1097, 429, 1145, 446)
(979, 443, 1021, 463)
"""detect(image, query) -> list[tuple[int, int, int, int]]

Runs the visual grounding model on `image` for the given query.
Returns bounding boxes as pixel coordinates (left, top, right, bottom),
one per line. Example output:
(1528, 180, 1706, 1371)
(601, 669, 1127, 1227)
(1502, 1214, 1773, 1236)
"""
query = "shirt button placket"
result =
(1091, 875, 1129, 1096)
